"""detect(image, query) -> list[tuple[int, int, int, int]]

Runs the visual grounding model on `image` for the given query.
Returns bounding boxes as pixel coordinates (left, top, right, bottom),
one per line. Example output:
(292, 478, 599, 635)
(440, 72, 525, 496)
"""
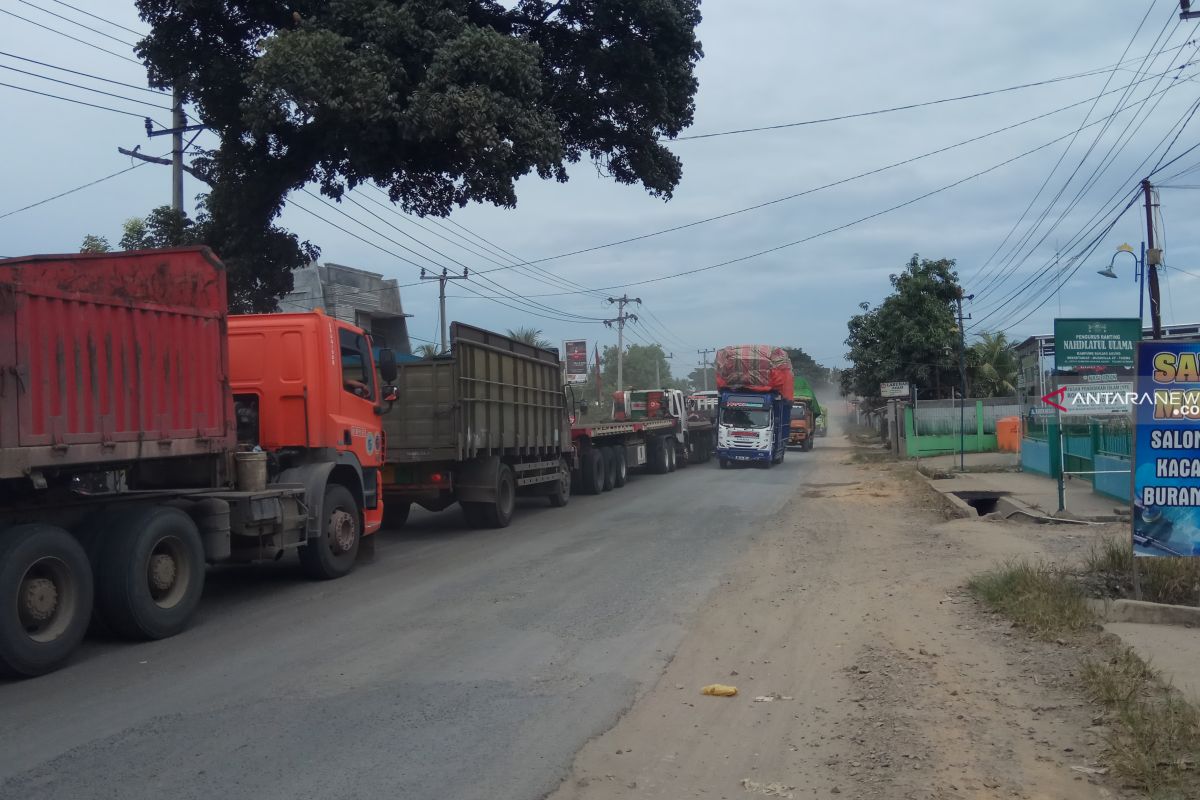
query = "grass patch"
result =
(1081, 648, 1200, 797)
(1084, 538, 1200, 608)
(967, 560, 1096, 638)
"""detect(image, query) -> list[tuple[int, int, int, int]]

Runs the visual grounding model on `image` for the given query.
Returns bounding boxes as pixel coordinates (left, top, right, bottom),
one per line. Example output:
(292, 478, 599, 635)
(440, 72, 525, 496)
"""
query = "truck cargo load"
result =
(714, 345, 794, 401)
(792, 376, 822, 418)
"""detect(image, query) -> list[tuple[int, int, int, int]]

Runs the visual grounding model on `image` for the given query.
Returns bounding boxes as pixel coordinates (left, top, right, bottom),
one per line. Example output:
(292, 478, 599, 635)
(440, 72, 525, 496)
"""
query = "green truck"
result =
(787, 377, 823, 450)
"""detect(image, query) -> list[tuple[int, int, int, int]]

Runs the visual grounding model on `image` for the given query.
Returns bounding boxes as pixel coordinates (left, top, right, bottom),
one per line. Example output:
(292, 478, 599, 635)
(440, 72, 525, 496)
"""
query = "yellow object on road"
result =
(700, 683, 738, 697)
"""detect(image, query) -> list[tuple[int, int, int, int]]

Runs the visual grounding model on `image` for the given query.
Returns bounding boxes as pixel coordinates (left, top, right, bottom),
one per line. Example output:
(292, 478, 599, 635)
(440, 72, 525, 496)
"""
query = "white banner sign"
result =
(880, 381, 910, 398)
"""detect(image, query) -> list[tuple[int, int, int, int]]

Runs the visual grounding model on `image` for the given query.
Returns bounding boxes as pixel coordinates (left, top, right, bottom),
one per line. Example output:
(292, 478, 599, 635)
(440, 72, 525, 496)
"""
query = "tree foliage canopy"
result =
(842, 255, 962, 400)
(967, 331, 1018, 398)
(134, 0, 703, 310)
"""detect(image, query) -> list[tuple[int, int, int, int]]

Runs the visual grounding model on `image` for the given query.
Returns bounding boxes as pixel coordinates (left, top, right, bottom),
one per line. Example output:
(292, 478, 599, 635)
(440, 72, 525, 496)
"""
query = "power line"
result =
(0, 51, 166, 95)
(468, 96, 1200, 300)
(971, 72, 1200, 331)
(672, 45, 1193, 141)
(42, 0, 145, 37)
(0, 64, 170, 109)
(465, 63, 1190, 280)
(972, 26, 1196, 307)
(0, 160, 150, 221)
(967, 0, 1171, 291)
(0, 8, 141, 65)
(16, 0, 138, 48)
(0, 80, 160, 120)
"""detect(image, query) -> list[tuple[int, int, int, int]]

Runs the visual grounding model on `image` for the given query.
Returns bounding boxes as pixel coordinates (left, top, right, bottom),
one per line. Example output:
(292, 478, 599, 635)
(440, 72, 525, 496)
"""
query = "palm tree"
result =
(507, 327, 552, 349)
(968, 331, 1018, 398)
(415, 343, 441, 358)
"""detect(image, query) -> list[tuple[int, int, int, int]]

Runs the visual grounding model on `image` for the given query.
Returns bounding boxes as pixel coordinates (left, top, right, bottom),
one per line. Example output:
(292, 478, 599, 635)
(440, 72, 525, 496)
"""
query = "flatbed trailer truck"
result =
(0, 248, 394, 677)
(568, 389, 715, 494)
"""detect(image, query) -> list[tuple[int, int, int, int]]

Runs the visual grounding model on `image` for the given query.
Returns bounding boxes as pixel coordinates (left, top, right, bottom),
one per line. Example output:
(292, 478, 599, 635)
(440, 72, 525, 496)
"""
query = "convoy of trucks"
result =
(0, 248, 816, 678)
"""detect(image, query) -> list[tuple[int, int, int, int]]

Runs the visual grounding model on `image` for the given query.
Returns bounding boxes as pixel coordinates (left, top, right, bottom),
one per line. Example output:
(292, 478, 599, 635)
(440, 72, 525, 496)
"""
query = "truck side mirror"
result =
(378, 348, 398, 383)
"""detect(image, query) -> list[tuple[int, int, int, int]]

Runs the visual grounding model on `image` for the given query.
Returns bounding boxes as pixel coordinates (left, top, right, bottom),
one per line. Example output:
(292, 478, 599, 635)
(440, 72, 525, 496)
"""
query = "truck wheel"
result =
(613, 448, 628, 488)
(382, 500, 411, 530)
(581, 449, 605, 494)
(719, 458, 729, 470)
(548, 460, 571, 507)
(299, 484, 361, 581)
(652, 441, 670, 475)
(95, 506, 206, 640)
(600, 447, 616, 491)
(0, 525, 94, 678)
(464, 464, 516, 528)
(666, 442, 677, 472)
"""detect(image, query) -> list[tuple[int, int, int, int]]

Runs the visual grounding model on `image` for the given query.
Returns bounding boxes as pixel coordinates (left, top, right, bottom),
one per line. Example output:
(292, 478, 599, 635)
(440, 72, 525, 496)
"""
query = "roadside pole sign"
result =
(563, 339, 588, 384)
(1054, 318, 1140, 369)
(1132, 339, 1200, 557)
(880, 381, 909, 399)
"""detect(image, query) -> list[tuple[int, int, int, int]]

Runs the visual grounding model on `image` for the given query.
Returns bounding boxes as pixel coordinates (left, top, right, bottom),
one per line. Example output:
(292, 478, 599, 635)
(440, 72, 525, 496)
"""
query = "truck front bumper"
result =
(717, 448, 771, 463)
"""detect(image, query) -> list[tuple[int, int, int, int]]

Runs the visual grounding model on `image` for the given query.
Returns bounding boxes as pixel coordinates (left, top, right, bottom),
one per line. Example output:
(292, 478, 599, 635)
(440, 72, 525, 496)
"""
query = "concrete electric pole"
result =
(1141, 178, 1164, 340)
(697, 348, 715, 391)
(422, 267, 469, 353)
(956, 291, 973, 472)
(604, 295, 640, 390)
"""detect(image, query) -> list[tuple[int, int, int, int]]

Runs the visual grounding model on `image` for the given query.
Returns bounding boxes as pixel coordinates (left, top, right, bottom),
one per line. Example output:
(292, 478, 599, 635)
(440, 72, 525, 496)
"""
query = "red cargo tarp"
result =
(714, 345, 794, 401)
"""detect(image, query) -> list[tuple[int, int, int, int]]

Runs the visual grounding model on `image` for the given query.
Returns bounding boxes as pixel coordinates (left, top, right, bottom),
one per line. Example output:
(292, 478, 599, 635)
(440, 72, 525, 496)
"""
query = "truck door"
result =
(335, 327, 384, 475)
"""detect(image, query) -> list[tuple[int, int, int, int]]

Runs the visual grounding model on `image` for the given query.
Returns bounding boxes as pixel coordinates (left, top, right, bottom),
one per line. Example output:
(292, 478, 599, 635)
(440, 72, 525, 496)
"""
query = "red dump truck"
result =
(0, 248, 395, 677)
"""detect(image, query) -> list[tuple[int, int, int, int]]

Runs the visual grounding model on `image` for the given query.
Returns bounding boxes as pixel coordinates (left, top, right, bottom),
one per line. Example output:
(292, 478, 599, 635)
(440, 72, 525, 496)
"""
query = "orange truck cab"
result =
(227, 311, 397, 539)
(788, 398, 815, 450)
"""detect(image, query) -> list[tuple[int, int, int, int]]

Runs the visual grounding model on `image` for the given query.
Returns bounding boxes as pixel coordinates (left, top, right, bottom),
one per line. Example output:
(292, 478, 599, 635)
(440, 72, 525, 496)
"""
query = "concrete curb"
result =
(1087, 598, 1200, 627)
(919, 476, 974, 519)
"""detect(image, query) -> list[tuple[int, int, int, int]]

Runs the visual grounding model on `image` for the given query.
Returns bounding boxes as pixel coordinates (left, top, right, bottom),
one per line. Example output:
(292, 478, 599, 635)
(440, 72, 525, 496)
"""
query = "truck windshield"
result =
(721, 407, 769, 428)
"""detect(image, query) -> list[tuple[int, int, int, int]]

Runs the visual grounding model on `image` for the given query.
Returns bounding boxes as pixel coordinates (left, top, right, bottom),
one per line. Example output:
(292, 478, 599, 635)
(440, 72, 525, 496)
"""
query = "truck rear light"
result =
(429, 472, 444, 484)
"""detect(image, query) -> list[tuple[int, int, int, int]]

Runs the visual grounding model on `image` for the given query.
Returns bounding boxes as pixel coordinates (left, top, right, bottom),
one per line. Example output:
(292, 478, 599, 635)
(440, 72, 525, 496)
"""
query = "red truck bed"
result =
(0, 248, 233, 479)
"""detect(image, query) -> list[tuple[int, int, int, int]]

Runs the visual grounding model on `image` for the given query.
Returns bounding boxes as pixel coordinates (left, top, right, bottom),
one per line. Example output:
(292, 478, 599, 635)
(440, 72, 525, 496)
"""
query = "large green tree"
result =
(842, 254, 962, 400)
(134, 0, 703, 311)
(602, 343, 676, 390)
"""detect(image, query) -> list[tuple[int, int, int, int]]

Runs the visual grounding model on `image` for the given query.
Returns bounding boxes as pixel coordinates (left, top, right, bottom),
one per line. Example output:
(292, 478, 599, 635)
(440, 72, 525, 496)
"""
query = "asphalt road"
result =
(0, 453, 817, 800)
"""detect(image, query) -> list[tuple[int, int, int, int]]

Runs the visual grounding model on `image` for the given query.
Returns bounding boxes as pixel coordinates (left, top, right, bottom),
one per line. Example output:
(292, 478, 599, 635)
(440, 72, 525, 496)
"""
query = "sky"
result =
(2, 0, 1200, 379)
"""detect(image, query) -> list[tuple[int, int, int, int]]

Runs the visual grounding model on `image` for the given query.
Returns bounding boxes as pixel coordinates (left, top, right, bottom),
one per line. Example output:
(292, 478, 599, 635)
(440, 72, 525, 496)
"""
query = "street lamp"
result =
(1096, 242, 1146, 323)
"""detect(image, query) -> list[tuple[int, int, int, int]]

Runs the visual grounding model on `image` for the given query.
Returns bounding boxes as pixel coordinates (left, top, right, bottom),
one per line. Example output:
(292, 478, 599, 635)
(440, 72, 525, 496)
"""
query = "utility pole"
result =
(655, 351, 674, 388)
(956, 291, 974, 472)
(421, 267, 468, 353)
(603, 295, 640, 390)
(171, 88, 184, 213)
(697, 348, 715, 391)
(139, 97, 208, 207)
(1142, 178, 1164, 340)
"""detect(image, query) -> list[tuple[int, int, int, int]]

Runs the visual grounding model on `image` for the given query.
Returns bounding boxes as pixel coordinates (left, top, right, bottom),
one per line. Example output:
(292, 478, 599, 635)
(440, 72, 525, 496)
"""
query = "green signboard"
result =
(1053, 318, 1141, 369)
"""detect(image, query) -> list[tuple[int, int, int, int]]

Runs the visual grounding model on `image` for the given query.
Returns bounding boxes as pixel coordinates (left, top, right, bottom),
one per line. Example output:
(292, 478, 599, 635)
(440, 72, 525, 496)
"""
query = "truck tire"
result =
(652, 440, 671, 475)
(382, 500, 411, 530)
(581, 448, 605, 494)
(600, 447, 616, 491)
(613, 448, 628, 488)
(299, 483, 361, 581)
(719, 458, 729, 470)
(463, 463, 516, 528)
(0, 524, 94, 678)
(95, 506, 206, 640)
(548, 460, 571, 507)
(666, 441, 677, 472)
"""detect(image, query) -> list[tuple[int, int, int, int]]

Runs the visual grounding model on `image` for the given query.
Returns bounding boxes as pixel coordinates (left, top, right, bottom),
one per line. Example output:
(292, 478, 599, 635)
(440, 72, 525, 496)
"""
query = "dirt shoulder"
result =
(550, 441, 1126, 800)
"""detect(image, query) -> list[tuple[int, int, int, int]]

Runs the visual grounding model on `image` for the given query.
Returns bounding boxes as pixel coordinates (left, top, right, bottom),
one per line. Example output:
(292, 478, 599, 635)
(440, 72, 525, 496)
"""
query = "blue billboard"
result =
(1132, 340, 1200, 557)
